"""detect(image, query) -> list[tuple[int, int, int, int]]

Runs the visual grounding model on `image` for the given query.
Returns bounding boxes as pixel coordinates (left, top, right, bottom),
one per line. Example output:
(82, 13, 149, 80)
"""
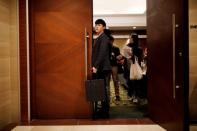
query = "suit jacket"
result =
(92, 33, 112, 71)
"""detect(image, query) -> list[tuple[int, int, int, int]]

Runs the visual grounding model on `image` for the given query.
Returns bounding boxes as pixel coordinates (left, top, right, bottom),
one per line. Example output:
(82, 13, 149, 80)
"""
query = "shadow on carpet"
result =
(109, 105, 148, 119)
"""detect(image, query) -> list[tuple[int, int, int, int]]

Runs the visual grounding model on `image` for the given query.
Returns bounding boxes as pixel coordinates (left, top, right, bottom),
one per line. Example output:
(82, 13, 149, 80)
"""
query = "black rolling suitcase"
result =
(85, 79, 106, 119)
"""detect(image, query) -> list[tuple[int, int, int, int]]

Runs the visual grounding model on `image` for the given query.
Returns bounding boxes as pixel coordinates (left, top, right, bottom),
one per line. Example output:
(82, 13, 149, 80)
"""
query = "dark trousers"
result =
(128, 76, 147, 99)
(128, 79, 141, 98)
(111, 66, 120, 97)
(92, 70, 111, 117)
(140, 75, 148, 99)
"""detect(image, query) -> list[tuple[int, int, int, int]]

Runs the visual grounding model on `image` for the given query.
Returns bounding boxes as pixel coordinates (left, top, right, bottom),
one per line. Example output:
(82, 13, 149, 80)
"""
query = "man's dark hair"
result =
(131, 34, 138, 44)
(104, 29, 111, 37)
(95, 19, 106, 27)
(109, 35, 114, 41)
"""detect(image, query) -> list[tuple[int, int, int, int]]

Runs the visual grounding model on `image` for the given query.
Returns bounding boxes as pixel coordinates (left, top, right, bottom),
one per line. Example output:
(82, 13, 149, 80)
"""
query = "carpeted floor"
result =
(109, 80, 148, 119)
(109, 105, 148, 119)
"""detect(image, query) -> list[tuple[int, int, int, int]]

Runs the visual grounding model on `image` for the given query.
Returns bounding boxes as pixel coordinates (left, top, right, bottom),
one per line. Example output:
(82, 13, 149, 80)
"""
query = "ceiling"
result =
(93, 0, 147, 30)
(93, 0, 146, 15)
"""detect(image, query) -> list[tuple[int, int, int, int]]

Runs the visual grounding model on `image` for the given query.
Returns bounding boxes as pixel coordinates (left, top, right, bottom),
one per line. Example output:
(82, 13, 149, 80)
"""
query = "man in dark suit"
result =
(92, 19, 112, 117)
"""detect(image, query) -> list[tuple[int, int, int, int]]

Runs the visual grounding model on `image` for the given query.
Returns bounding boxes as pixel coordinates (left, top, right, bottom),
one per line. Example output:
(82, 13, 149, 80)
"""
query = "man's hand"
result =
(92, 67, 97, 73)
(116, 55, 122, 60)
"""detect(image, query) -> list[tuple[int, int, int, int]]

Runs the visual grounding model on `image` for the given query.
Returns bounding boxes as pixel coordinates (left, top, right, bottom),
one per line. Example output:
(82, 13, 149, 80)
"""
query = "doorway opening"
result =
(93, 0, 148, 119)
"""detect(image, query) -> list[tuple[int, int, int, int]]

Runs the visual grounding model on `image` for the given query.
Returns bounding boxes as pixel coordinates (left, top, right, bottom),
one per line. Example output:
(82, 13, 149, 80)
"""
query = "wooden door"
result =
(29, 0, 92, 119)
(147, 0, 189, 131)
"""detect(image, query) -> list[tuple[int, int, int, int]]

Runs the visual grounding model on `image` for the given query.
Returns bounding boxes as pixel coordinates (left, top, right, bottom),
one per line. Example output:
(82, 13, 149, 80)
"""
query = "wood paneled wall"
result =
(0, 0, 19, 128)
(0, 0, 11, 128)
(114, 38, 128, 54)
(10, 0, 19, 123)
(189, 0, 197, 122)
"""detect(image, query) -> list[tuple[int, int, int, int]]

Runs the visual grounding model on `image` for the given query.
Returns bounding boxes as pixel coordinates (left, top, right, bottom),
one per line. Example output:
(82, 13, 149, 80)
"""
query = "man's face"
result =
(95, 24, 105, 34)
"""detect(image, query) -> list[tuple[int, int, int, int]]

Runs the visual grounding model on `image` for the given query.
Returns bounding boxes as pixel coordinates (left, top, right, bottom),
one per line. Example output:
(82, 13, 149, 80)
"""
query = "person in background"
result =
(124, 33, 143, 104)
(129, 34, 143, 104)
(122, 36, 134, 101)
(109, 36, 121, 103)
(140, 47, 148, 105)
(117, 54, 129, 90)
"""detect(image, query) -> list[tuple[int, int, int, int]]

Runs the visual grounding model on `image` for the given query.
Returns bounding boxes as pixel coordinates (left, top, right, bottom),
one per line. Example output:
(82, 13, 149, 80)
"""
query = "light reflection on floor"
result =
(12, 125, 166, 131)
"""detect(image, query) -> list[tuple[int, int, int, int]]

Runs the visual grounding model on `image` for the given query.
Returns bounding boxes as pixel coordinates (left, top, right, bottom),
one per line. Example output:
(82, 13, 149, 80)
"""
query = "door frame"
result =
(182, 0, 189, 130)
(19, 0, 29, 123)
(18, 0, 189, 129)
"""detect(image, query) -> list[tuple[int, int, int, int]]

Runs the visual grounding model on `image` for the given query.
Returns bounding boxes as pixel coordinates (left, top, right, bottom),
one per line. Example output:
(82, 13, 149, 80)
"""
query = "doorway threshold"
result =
(12, 124, 166, 131)
(28, 118, 154, 125)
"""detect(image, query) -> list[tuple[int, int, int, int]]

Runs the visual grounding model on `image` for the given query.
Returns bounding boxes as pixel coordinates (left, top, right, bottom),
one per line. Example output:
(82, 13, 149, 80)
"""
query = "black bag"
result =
(85, 79, 106, 102)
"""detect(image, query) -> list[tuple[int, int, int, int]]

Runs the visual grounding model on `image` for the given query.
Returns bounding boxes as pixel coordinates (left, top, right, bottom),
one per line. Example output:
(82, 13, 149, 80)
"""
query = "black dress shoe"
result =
(94, 109, 109, 119)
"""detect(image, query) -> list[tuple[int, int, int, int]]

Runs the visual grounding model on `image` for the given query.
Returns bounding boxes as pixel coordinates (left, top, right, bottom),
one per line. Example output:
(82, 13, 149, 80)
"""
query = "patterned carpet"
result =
(109, 80, 148, 118)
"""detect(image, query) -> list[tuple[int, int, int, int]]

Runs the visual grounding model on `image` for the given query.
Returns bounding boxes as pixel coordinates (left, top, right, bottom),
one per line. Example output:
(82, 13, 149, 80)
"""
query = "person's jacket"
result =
(92, 33, 112, 71)
(110, 46, 120, 66)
